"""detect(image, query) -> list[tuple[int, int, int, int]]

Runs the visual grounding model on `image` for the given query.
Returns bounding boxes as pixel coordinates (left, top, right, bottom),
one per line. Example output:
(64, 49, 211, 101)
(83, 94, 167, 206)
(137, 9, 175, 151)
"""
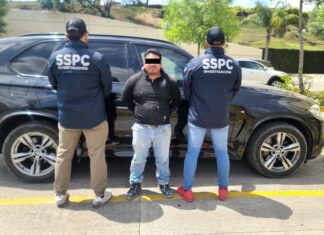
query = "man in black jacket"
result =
(122, 49, 181, 200)
(177, 27, 242, 202)
(48, 18, 112, 208)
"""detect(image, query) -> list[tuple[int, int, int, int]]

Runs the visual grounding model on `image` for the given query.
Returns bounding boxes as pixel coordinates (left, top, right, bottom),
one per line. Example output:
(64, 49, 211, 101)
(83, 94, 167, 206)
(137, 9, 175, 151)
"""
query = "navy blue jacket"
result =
(48, 40, 112, 129)
(183, 47, 242, 128)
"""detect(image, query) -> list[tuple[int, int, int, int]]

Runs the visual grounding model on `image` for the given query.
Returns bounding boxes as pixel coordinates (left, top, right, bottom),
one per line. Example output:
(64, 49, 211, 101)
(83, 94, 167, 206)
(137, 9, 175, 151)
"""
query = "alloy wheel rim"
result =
(10, 132, 57, 177)
(272, 81, 282, 87)
(259, 132, 301, 172)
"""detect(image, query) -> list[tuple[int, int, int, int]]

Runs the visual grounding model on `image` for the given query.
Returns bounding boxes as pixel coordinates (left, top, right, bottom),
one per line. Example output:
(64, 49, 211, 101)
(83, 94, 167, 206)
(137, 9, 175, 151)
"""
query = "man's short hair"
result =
(144, 48, 162, 59)
(66, 18, 87, 41)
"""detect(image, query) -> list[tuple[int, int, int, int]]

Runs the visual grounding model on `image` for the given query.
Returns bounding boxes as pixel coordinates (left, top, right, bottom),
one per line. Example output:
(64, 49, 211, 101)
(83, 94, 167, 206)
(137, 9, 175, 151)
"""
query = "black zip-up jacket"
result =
(183, 47, 242, 128)
(122, 70, 181, 125)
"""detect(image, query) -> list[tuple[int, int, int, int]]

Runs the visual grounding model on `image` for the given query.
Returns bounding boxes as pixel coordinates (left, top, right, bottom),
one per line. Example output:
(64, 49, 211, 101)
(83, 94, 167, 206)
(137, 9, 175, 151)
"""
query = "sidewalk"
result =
(290, 74, 324, 92)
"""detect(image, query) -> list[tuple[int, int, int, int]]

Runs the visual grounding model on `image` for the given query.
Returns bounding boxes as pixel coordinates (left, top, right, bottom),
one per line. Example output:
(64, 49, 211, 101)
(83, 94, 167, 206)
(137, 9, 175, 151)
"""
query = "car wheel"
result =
(269, 78, 282, 87)
(246, 122, 307, 177)
(3, 122, 58, 182)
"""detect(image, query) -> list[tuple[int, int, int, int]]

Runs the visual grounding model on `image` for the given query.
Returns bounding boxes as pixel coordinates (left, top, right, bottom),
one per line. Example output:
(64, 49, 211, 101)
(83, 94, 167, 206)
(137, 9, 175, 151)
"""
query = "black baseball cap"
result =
(66, 18, 87, 36)
(206, 27, 225, 46)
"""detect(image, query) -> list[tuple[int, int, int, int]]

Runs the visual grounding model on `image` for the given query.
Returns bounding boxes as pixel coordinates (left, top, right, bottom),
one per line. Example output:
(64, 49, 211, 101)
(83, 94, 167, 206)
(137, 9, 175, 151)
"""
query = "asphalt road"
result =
(0, 150, 323, 235)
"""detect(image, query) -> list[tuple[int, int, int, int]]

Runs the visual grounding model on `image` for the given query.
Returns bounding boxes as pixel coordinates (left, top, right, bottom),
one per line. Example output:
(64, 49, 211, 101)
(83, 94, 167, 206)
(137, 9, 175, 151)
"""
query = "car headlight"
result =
(309, 104, 324, 120)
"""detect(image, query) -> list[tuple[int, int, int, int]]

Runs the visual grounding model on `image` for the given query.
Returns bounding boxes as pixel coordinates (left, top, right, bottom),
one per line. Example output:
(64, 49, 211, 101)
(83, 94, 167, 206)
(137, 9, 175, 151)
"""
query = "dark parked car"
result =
(0, 34, 323, 182)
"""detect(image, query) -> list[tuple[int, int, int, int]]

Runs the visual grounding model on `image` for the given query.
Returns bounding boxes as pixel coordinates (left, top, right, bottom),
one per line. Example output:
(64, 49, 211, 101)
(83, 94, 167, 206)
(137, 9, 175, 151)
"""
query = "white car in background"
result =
(237, 58, 287, 87)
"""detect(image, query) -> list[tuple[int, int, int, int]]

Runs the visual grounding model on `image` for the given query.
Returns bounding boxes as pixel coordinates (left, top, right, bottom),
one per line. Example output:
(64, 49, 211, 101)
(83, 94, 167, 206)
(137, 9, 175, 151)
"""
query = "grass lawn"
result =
(233, 23, 324, 51)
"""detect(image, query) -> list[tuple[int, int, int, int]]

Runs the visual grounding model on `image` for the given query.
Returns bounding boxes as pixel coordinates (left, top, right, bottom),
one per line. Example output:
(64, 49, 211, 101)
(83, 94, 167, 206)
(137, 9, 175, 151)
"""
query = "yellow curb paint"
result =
(0, 197, 55, 205)
(1, 190, 324, 206)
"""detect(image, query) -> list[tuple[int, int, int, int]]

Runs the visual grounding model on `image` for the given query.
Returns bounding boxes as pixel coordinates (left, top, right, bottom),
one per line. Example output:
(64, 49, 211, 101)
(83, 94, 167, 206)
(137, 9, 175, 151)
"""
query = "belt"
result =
(142, 124, 159, 128)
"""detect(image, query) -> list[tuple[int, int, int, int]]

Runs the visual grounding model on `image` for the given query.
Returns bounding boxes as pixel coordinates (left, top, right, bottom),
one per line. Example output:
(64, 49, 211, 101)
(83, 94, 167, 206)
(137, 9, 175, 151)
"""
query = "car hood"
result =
(240, 83, 316, 105)
(232, 83, 321, 120)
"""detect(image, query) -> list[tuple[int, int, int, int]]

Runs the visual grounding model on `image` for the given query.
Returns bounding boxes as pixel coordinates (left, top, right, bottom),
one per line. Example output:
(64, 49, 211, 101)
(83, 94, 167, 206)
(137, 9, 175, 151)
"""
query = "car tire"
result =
(3, 122, 58, 182)
(246, 122, 307, 177)
(268, 77, 283, 87)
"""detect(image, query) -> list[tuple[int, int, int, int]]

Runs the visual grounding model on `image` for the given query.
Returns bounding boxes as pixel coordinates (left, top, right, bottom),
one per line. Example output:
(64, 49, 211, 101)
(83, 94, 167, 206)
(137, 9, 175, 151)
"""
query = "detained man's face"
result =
(144, 53, 161, 77)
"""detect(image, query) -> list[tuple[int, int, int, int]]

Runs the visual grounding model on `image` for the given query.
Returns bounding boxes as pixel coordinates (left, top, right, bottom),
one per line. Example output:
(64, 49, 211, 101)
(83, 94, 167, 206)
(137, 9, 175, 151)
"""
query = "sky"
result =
(10, 0, 316, 11)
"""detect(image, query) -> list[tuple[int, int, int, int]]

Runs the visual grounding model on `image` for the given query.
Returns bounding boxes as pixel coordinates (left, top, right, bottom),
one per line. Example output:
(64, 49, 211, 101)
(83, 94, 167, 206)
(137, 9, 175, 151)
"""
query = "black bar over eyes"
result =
(145, 58, 161, 64)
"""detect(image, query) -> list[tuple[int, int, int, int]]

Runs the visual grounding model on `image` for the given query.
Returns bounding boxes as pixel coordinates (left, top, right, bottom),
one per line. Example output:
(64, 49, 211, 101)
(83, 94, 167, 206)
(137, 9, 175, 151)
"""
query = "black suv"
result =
(0, 34, 323, 182)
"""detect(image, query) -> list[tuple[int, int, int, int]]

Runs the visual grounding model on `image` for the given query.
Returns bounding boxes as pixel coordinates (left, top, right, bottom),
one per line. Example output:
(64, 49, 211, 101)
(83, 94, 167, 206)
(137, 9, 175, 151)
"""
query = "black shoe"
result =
(159, 184, 174, 198)
(126, 183, 141, 200)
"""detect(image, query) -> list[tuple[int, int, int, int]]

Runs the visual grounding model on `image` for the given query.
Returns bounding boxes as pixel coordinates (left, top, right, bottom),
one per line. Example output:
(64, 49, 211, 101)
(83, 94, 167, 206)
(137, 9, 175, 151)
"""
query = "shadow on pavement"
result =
(58, 185, 292, 224)
(0, 155, 323, 191)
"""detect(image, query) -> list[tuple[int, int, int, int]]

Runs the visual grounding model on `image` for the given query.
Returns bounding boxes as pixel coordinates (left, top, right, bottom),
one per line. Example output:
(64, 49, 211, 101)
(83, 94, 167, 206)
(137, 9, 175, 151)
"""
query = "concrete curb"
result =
(2, 190, 324, 206)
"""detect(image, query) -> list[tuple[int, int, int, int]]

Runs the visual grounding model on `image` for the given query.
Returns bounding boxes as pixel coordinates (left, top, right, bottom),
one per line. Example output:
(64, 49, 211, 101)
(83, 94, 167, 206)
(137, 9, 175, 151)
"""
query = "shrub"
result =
(280, 75, 323, 107)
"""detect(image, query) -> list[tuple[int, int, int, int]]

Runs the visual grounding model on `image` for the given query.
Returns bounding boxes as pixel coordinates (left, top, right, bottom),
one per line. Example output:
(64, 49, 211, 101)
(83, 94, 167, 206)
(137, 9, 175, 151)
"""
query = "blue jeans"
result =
(183, 122, 230, 189)
(130, 123, 171, 185)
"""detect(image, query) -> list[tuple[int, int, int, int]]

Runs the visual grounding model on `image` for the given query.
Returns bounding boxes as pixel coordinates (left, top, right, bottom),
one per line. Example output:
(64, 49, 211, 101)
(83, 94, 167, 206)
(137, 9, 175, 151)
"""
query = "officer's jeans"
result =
(130, 123, 171, 185)
(183, 122, 230, 189)
(54, 121, 108, 196)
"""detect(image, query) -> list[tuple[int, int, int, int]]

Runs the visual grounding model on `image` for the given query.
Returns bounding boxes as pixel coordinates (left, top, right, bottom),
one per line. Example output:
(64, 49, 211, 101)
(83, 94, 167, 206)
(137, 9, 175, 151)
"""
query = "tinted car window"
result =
(134, 44, 188, 82)
(239, 61, 265, 70)
(255, 59, 273, 68)
(239, 61, 253, 69)
(10, 41, 59, 76)
(249, 61, 265, 70)
(90, 41, 129, 83)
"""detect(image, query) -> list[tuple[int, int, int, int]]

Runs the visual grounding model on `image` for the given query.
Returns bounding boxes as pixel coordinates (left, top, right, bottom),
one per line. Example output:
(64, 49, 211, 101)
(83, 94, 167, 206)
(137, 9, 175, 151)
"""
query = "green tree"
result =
(0, 0, 8, 34)
(163, 0, 239, 55)
(308, 7, 324, 38)
(313, 0, 324, 7)
(254, 1, 291, 60)
(285, 13, 299, 26)
(53, 0, 73, 12)
(39, 0, 54, 10)
(272, 7, 286, 37)
(255, 2, 274, 61)
(78, 0, 113, 18)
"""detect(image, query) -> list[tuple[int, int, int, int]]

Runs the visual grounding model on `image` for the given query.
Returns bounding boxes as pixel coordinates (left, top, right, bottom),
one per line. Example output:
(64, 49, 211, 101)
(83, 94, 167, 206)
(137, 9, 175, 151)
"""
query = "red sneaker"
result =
(218, 188, 228, 201)
(177, 185, 193, 202)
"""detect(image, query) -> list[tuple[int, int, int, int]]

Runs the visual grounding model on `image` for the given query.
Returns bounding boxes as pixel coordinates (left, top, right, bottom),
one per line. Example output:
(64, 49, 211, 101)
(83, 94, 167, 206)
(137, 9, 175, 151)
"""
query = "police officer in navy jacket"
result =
(48, 18, 113, 208)
(177, 27, 242, 202)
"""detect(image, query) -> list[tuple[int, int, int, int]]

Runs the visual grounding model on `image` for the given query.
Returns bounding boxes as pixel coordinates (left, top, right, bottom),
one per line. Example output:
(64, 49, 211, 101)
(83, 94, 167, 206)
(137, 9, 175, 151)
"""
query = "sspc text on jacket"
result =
(183, 47, 242, 128)
(48, 40, 112, 129)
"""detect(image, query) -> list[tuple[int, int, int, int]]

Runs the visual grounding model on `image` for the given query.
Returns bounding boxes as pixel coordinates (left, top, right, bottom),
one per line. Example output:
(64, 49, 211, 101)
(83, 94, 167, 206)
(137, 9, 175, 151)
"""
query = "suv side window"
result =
(250, 61, 265, 70)
(10, 41, 59, 76)
(238, 61, 252, 69)
(90, 41, 129, 83)
(134, 44, 189, 82)
(239, 61, 265, 70)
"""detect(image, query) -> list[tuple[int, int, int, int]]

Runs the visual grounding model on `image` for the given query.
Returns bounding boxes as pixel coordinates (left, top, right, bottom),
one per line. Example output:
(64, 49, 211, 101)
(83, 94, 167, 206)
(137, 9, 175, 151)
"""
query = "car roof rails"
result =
(19, 33, 64, 37)
(18, 33, 175, 44)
